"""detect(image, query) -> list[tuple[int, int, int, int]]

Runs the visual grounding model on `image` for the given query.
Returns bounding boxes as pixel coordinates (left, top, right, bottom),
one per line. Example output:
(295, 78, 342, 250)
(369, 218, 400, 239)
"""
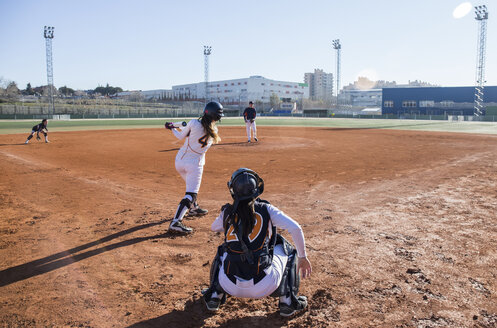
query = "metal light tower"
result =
(474, 5, 488, 116)
(44, 26, 55, 115)
(204, 46, 212, 103)
(332, 39, 341, 105)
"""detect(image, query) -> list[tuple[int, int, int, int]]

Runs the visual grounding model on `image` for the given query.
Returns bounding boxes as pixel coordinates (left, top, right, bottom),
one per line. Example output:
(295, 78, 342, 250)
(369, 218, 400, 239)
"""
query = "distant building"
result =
(343, 77, 438, 91)
(339, 77, 440, 107)
(304, 69, 333, 101)
(172, 76, 308, 104)
(382, 86, 497, 115)
(340, 89, 382, 107)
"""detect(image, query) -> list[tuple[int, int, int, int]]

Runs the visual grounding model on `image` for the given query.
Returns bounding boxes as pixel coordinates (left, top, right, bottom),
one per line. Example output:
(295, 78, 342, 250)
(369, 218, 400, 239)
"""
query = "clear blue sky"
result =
(0, 0, 495, 91)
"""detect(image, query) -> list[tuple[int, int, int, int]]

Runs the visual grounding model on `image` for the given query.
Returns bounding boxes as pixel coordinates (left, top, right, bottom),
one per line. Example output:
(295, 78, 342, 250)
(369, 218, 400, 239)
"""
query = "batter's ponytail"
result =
(200, 115, 221, 144)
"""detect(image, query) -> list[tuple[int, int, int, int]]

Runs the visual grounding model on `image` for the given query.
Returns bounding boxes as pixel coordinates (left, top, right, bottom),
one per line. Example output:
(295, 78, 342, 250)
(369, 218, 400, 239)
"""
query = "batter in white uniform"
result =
(202, 168, 312, 317)
(165, 101, 224, 234)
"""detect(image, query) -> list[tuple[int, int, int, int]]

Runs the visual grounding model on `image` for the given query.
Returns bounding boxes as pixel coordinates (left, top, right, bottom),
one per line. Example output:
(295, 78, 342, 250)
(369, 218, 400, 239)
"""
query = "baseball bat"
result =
(172, 121, 187, 128)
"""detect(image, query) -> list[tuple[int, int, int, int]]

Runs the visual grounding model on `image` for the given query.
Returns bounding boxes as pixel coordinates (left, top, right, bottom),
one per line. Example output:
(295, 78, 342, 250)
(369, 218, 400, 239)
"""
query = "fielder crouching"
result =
(25, 119, 49, 144)
(202, 168, 312, 317)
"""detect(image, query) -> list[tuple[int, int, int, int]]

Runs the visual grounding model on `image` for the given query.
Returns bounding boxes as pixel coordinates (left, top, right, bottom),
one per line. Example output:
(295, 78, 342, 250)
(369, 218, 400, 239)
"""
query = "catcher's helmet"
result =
(228, 168, 264, 201)
(203, 101, 224, 121)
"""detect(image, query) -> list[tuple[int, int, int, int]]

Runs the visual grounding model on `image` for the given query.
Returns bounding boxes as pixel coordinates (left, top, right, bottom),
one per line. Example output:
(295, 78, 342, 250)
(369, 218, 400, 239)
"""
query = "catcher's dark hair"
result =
(223, 199, 256, 239)
(42, 119, 47, 123)
(200, 115, 221, 144)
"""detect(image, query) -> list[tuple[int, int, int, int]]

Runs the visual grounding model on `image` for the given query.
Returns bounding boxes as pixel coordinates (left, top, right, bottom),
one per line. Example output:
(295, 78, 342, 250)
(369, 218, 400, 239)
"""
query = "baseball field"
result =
(0, 118, 496, 327)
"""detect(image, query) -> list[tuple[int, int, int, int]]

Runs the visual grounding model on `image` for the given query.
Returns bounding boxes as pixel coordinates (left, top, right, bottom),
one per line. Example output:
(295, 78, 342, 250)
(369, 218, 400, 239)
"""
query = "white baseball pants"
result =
(175, 160, 204, 194)
(218, 244, 288, 298)
(245, 121, 257, 141)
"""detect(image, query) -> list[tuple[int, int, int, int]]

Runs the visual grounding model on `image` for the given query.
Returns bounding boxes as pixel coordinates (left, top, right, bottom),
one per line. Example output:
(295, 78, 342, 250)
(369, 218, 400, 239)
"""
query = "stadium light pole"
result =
(204, 46, 212, 104)
(44, 26, 55, 116)
(332, 39, 341, 106)
(473, 5, 489, 117)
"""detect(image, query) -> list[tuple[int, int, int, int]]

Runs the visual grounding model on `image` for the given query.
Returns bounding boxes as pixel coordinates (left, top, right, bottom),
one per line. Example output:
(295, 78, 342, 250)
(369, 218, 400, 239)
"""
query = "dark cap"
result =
(249, 101, 253, 104)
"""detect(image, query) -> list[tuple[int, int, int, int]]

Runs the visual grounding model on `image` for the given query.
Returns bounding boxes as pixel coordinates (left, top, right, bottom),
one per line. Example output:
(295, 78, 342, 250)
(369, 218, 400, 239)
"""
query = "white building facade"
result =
(339, 89, 383, 107)
(172, 76, 309, 104)
(304, 69, 333, 101)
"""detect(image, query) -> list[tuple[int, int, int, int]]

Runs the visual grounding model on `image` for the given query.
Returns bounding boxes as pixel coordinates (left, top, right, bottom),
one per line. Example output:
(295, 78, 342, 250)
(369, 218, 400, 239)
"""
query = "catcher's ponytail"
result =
(223, 199, 256, 239)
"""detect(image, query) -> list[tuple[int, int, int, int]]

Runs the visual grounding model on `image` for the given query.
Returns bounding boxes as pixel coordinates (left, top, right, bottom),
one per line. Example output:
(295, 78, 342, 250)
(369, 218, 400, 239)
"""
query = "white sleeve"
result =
(211, 210, 224, 232)
(267, 204, 307, 258)
(171, 121, 192, 140)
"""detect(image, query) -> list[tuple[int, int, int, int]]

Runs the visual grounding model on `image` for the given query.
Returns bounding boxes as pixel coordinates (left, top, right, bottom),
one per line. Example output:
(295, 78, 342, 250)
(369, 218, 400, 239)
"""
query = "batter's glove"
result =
(165, 122, 174, 130)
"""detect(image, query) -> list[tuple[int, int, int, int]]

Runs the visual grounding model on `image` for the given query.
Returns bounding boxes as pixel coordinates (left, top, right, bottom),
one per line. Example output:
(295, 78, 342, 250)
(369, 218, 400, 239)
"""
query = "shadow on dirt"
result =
(158, 142, 249, 153)
(0, 219, 168, 287)
(128, 297, 210, 328)
(0, 143, 29, 146)
(128, 296, 287, 328)
(317, 122, 439, 132)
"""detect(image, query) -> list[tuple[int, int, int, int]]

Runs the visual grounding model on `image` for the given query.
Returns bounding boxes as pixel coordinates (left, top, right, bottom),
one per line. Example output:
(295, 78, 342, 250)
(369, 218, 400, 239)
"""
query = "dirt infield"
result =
(0, 126, 496, 327)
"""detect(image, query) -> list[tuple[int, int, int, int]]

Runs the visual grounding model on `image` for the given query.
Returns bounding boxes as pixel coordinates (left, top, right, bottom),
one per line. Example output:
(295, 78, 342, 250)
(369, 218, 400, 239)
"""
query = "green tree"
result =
(94, 83, 123, 96)
(59, 85, 75, 96)
(23, 82, 35, 95)
(270, 93, 280, 109)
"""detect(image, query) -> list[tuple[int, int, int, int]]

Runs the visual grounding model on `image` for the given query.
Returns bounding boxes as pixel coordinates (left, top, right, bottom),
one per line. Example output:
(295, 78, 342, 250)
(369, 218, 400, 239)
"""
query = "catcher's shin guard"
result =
(271, 235, 301, 307)
(202, 245, 226, 304)
(27, 134, 33, 141)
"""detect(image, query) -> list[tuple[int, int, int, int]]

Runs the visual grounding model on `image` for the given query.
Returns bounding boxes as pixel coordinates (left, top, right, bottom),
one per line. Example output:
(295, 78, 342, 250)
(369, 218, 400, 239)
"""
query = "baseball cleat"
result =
(279, 296, 308, 317)
(254, 137, 258, 142)
(168, 221, 193, 234)
(247, 140, 251, 143)
(24, 140, 29, 144)
(204, 297, 221, 311)
(186, 207, 208, 217)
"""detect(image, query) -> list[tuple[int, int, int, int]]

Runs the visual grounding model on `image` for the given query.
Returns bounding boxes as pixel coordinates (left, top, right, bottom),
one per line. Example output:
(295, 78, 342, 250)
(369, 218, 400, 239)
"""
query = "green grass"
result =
(1, 117, 497, 135)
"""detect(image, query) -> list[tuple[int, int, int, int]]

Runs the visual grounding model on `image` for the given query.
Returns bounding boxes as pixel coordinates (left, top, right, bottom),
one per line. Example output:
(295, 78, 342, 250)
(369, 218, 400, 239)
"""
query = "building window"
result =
(261, 83, 265, 86)
(384, 100, 394, 108)
(244, 82, 247, 85)
(224, 84, 228, 86)
(402, 100, 416, 108)
(231, 83, 234, 86)
(238, 82, 241, 85)
(440, 100, 454, 108)
(419, 100, 435, 107)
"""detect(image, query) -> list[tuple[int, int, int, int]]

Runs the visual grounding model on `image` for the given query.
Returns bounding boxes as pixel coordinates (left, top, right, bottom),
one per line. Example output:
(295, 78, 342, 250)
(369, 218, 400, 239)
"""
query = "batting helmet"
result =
(228, 168, 264, 201)
(203, 101, 224, 121)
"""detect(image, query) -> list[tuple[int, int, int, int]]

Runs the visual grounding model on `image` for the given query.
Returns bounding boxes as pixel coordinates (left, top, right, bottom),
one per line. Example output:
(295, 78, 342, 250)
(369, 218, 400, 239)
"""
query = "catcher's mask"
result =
(227, 168, 264, 202)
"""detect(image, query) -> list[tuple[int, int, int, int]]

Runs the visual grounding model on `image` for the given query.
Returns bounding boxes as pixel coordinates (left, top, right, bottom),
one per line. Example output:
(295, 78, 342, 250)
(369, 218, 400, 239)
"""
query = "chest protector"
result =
(222, 200, 276, 284)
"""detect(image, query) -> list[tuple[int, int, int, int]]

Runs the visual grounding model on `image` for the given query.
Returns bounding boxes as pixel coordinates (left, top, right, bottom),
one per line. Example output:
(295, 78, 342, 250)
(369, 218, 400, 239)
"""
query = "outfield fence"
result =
(1, 103, 497, 122)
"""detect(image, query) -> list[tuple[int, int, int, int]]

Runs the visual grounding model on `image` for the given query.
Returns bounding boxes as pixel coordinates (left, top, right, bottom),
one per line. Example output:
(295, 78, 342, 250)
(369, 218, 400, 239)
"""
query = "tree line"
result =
(0, 78, 124, 101)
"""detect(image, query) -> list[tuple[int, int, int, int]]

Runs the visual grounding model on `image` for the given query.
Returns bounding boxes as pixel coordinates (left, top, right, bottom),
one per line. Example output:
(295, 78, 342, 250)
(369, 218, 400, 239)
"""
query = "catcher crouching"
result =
(202, 168, 312, 317)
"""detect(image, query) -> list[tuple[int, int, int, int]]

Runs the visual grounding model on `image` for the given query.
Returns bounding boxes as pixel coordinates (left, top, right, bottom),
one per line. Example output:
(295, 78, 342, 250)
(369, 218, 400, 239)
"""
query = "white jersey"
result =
(173, 119, 215, 166)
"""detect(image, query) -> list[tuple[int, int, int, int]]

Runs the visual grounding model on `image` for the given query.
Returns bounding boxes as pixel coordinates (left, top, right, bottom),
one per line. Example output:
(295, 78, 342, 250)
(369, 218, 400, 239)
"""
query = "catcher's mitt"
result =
(36, 135, 41, 140)
(165, 122, 174, 130)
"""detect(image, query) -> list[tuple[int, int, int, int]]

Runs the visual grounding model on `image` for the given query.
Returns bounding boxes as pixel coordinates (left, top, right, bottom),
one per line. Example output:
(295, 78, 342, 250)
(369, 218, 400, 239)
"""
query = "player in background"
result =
(243, 101, 257, 143)
(25, 119, 49, 144)
(164, 101, 224, 234)
(202, 168, 311, 317)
